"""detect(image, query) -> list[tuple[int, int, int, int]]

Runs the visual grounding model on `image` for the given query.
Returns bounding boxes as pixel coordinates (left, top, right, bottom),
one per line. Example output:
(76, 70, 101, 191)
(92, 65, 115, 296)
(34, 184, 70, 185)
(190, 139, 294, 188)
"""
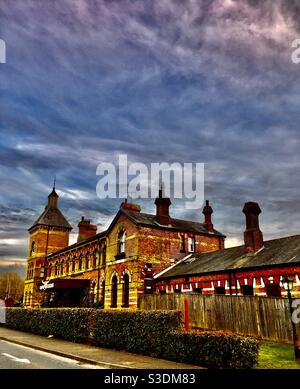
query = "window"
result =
(116, 230, 126, 259)
(78, 255, 83, 271)
(30, 241, 35, 256)
(180, 235, 185, 252)
(215, 286, 225, 295)
(188, 237, 195, 253)
(72, 258, 76, 272)
(102, 245, 106, 266)
(241, 285, 254, 296)
(66, 260, 70, 274)
(54, 262, 58, 276)
(93, 251, 98, 268)
(193, 287, 202, 294)
(266, 284, 281, 297)
(111, 275, 118, 308)
(60, 261, 64, 275)
(122, 273, 130, 308)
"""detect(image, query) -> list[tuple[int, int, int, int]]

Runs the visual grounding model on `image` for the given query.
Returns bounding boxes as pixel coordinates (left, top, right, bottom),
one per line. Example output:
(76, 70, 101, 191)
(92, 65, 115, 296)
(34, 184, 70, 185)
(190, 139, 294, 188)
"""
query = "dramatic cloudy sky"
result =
(0, 0, 300, 266)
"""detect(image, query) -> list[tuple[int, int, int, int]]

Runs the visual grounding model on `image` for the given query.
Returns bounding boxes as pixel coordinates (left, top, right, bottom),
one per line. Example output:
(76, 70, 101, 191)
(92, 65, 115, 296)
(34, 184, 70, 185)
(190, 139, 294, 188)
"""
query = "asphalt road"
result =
(0, 340, 104, 369)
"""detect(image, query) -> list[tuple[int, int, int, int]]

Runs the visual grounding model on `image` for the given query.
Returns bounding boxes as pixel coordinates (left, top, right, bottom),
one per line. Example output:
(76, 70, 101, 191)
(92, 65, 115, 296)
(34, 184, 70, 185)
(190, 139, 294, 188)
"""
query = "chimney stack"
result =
(242, 202, 264, 254)
(202, 200, 214, 232)
(77, 217, 97, 243)
(154, 187, 171, 225)
(120, 199, 141, 212)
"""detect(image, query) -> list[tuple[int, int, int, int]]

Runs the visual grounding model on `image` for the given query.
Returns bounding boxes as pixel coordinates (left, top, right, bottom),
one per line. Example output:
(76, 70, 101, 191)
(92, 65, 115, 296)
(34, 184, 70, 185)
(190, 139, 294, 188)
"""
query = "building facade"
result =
(24, 187, 225, 308)
(155, 202, 300, 298)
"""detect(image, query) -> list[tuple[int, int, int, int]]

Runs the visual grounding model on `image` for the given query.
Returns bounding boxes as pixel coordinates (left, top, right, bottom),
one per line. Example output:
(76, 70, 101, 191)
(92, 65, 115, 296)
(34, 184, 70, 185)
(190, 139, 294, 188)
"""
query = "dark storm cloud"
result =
(0, 0, 300, 262)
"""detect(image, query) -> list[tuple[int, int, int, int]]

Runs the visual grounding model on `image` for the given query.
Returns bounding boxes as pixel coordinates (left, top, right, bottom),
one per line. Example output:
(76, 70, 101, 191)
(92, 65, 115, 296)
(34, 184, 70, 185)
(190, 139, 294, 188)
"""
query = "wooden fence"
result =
(139, 294, 300, 344)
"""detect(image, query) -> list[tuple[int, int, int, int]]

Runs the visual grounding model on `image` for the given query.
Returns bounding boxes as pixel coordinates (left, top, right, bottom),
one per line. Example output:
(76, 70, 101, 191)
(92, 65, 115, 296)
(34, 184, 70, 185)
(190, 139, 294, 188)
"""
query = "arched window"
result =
(93, 251, 98, 268)
(66, 260, 70, 274)
(72, 258, 76, 272)
(102, 245, 106, 266)
(117, 230, 126, 254)
(111, 275, 118, 308)
(60, 260, 64, 275)
(122, 273, 130, 308)
(55, 262, 59, 276)
(86, 254, 90, 270)
(30, 241, 35, 256)
(78, 255, 83, 271)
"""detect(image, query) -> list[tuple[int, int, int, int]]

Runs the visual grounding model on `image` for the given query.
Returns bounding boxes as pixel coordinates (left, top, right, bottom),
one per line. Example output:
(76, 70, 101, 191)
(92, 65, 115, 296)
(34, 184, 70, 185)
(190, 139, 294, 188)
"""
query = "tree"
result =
(0, 271, 24, 303)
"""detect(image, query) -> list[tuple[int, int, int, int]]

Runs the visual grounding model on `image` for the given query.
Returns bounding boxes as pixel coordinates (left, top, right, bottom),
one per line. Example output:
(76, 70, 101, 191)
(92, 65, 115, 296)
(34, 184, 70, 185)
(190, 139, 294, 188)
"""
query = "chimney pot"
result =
(202, 199, 214, 232)
(77, 217, 97, 242)
(154, 189, 171, 225)
(243, 202, 264, 253)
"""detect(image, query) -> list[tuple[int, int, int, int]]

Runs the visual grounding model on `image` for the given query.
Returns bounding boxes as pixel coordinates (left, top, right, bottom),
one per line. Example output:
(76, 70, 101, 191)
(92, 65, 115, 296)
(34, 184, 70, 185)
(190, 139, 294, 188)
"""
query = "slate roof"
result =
(121, 209, 225, 237)
(157, 234, 300, 279)
(29, 205, 72, 231)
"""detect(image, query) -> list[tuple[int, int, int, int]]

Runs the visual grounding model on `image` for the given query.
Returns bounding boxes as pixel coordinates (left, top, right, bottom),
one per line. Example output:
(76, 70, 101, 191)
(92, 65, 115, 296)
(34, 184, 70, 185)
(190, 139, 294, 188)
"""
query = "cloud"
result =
(0, 0, 300, 264)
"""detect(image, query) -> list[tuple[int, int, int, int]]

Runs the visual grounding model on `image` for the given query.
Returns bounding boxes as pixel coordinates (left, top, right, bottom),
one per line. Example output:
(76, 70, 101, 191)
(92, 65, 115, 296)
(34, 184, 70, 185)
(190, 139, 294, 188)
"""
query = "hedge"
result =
(160, 331, 259, 369)
(3, 308, 259, 368)
(92, 310, 182, 355)
(5, 308, 91, 343)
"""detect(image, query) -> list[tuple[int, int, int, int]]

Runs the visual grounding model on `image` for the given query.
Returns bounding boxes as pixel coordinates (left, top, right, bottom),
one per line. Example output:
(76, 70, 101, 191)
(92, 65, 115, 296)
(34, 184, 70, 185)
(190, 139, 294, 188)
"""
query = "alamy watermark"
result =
(0, 299, 6, 324)
(0, 39, 6, 64)
(291, 39, 300, 64)
(292, 299, 300, 324)
(96, 155, 204, 209)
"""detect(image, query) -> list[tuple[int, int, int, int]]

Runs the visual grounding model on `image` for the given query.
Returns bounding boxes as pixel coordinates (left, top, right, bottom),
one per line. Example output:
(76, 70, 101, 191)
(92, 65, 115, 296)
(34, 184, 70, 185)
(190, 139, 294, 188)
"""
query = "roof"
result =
(120, 209, 225, 237)
(47, 230, 106, 258)
(45, 206, 225, 258)
(29, 205, 72, 231)
(157, 234, 300, 279)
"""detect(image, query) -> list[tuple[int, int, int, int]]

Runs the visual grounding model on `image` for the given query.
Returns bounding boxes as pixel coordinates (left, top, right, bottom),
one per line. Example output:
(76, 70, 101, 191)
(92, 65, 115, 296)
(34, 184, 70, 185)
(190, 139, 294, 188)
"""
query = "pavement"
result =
(0, 327, 202, 369)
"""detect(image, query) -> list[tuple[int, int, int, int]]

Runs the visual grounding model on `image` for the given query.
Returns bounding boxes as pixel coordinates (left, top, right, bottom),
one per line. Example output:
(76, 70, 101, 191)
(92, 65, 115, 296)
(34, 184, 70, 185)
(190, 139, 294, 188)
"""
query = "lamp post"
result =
(282, 275, 300, 362)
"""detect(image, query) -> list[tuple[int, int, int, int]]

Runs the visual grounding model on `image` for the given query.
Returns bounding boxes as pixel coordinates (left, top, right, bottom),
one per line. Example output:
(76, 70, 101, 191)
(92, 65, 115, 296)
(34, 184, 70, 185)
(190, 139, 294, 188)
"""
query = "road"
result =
(0, 340, 104, 369)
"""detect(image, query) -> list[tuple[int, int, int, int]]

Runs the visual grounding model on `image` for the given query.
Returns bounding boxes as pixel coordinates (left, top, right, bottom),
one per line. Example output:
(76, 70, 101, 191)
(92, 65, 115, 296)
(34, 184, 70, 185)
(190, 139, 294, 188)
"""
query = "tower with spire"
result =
(24, 182, 72, 307)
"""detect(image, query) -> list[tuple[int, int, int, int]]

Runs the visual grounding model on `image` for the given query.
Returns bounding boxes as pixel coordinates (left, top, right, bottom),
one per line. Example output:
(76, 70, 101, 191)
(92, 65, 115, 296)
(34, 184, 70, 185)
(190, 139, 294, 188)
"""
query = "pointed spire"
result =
(48, 179, 59, 208)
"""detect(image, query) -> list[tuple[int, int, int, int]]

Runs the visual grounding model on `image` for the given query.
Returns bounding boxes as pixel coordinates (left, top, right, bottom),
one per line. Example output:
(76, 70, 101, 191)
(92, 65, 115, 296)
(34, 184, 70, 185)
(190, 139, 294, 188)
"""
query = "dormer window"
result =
(188, 237, 195, 253)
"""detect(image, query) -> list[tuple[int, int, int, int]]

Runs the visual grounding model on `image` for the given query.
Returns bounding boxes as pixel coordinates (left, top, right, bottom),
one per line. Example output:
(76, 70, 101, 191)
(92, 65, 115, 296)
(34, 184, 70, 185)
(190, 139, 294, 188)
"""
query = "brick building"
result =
(24, 187, 225, 308)
(155, 202, 300, 298)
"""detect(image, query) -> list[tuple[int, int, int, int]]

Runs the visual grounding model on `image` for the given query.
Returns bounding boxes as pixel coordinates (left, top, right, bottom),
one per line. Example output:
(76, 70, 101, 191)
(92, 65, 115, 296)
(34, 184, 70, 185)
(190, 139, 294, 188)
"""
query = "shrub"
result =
(92, 310, 182, 355)
(5, 308, 91, 342)
(161, 331, 259, 369)
(4, 308, 259, 368)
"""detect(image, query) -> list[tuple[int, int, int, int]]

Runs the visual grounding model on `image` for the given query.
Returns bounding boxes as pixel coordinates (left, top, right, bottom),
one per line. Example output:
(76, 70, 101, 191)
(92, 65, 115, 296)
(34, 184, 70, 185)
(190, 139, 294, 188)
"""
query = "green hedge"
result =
(92, 310, 182, 355)
(161, 331, 259, 369)
(4, 308, 259, 368)
(92, 310, 258, 369)
(5, 308, 91, 342)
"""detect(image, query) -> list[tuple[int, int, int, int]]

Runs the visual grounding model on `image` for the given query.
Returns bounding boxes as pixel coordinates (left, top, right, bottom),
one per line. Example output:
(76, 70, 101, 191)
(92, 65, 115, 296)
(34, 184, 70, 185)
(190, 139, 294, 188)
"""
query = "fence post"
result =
(184, 299, 189, 334)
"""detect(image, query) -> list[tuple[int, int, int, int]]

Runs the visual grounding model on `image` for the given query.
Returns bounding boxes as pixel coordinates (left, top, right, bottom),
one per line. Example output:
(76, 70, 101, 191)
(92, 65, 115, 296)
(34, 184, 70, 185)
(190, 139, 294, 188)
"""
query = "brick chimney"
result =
(77, 217, 97, 243)
(154, 187, 171, 225)
(242, 202, 264, 254)
(202, 200, 214, 232)
(120, 199, 141, 212)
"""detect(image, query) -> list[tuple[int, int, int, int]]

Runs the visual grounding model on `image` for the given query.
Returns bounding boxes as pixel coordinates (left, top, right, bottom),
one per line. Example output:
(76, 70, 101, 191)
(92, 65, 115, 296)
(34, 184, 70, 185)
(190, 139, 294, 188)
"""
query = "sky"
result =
(0, 0, 300, 266)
